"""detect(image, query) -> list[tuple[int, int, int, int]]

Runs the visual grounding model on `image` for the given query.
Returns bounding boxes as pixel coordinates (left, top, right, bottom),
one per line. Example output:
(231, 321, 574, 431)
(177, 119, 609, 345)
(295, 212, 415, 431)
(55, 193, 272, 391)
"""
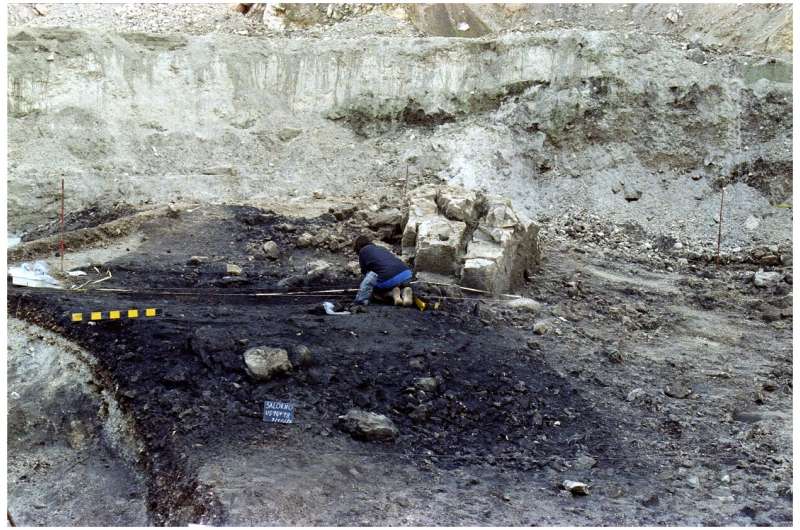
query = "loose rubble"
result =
(243, 347, 292, 381)
(337, 409, 399, 442)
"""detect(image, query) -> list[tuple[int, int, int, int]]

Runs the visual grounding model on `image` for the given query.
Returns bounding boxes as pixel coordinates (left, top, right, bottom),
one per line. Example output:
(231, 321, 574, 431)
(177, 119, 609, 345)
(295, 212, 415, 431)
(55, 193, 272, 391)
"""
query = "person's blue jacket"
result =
(358, 244, 411, 288)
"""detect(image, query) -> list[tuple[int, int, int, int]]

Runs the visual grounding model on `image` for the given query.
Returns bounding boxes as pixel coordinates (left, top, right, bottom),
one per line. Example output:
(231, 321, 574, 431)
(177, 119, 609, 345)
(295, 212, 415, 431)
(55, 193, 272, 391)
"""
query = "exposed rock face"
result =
(243, 347, 292, 381)
(337, 409, 399, 441)
(403, 184, 540, 294)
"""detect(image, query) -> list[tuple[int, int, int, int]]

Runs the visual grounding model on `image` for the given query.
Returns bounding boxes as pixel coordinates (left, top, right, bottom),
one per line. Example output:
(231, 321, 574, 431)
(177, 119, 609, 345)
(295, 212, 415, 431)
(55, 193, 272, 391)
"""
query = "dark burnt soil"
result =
(21, 202, 139, 242)
(8, 205, 627, 524)
(8, 204, 792, 525)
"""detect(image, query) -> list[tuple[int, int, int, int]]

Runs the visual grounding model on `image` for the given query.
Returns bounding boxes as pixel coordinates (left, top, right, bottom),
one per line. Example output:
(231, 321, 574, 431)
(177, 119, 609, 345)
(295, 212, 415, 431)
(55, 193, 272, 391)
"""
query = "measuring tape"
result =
(70, 307, 161, 323)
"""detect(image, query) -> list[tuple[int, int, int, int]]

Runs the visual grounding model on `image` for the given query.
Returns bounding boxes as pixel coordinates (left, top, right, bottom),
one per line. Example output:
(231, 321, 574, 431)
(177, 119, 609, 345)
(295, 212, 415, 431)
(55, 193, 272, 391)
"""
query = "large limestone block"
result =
(435, 187, 485, 225)
(464, 240, 505, 261)
(483, 196, 520, 228)
(414, 217, 468, 275)
(401, 184, 439, 255)
(461, 258, 500, 292)
(402, 183, 540, 293)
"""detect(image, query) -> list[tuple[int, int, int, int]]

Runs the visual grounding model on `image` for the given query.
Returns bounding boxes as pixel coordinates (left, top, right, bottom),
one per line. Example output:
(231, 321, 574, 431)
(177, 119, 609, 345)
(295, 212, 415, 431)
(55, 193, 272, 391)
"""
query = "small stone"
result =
(187, 255, 208, 265)
(744, 215, 760, 231)
(277, 128, 302, 142)
(760, 254, 781, 266)
(243, 346, 292, 381)
(562, 480, 589, 495)
(226, 263, 242, 276)
(624, 188, 642, 202)
(687, 476, 701, 489)
(414, 377, 438, 393)
(673, 242, 683, 250)
(457, 21, 470, 31)
(753, 270, 782, 287)
(294, 345, 314, 367)
(262, 241, 280, 260)
(664, 384, 692, 399)
(346, 260, 361, 276)
(505, 297, 543, 313)
(337, 409, 398, 441)
(312, 190, 326, 200)
(626, 388, 645, 402)
(167, 202, 180, 218)
(409, 357, 425, 369)
(296, 232, 314, 248)
(533, 321, 549, 335)
(607, 350, 624, 364)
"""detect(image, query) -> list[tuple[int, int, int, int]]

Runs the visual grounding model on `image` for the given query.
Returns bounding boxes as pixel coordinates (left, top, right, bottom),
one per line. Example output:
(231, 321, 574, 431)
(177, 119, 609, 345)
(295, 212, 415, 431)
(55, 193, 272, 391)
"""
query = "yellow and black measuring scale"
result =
(70, 307, 161, 323)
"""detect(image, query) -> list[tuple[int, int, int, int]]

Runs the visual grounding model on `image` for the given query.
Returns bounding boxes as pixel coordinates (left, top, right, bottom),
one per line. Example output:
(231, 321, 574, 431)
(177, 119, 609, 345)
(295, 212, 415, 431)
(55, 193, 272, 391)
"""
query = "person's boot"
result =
(391, 287, 403, 306)
(402, 287, 414, 307)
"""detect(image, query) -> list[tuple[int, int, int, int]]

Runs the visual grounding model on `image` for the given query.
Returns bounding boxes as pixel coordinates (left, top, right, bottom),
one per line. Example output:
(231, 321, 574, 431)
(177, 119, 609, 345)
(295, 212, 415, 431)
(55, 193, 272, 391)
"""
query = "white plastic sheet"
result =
(8, 261, 62, 288)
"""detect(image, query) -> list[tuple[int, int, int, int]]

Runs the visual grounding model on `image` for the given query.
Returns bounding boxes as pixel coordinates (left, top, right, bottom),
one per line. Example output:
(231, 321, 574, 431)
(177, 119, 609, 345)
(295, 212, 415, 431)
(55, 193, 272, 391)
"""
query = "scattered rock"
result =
(312, 190, 326, 200)
(277, 127, 302, 142)
(607, 349, 624, 364)
(337, 409, 399, 441)
(626, 388, 645, 402)
(664, 383, 692, 399)
(561, 480, 589, 495)
(167, 202, 180, 218)
(187, 255, 208, 265)
(225, 263, 242, 276)
(687, 476, 701, 489)
(408, 357, 425, 370)
(262, 240, 280, 260)
(624, 188, 642, 202)
(201, 166, 237, 176)
(414, 377, 438, 393)
(753, 270, 782, 287)
(306, 259, 333, 281)
(67, 419, 89, 450)
(664, 8, 682, 23)
(761, 304, 782, 322)
(365, 208, 403, 229)
(504, 297, 542, 313)
(293, 344, 314, 367)
(744, 215, 760, 231)
(346, 260, 361, 276)
(243, 346, 292, 381)
(533, 320, 549, 335)
(296, 232, 314, 248)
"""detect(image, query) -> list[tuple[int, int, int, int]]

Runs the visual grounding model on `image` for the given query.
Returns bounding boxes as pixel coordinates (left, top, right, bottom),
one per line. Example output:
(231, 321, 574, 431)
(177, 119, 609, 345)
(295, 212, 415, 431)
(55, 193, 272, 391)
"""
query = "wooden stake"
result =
(716, 187, 725, 269)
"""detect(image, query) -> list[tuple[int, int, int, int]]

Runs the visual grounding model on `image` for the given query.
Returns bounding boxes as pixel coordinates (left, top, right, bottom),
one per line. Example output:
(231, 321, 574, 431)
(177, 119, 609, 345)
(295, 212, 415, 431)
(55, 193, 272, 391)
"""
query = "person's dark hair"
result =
(353, 235, 372, 253)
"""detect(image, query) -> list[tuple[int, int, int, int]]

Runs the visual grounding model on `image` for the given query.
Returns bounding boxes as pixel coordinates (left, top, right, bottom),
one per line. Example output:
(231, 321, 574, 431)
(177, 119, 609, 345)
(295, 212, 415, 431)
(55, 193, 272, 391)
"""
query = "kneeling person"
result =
(353, 236, 413, 306)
